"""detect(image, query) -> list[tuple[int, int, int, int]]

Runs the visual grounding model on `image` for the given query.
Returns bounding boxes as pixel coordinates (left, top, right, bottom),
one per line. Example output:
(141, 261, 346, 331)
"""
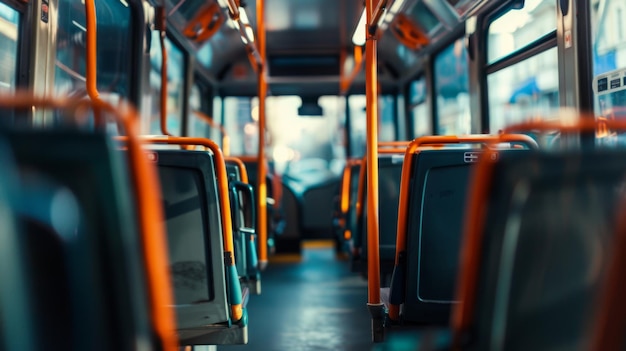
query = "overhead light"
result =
(245, 26, 255, 42)
(352, 8, 366, 46)
(388, 0, 406, 14)
(239, 7, 249, 25)
(216, 0, 229, 9)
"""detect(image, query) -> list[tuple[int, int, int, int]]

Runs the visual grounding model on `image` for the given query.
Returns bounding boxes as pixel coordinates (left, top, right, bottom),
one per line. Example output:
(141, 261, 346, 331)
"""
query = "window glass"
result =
(349, 95, 396, 158)
(267, 96, 345, 178)
(55, 0, 132, 98)
(434, 38, 470, 135)
(223, 97, 257, 156)
(148, 32, 185, 135)
(224, 96, 346, 177)
(0, 3, 18, 92)
(591, 0, 626, 146)
(188, 84, 209, 138)
(412, 104, 430, 137)
(591, 0, 626, 77)
(488, 0, 557, 64)
(409, 78, 430, 137)
(488, 47, 559, 132)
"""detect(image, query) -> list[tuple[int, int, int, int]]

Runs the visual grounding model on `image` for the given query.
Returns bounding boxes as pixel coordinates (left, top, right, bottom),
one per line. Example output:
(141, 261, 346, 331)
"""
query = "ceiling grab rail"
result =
(216, 0, 262, 70)
(193, 110, 231, 156)
(0, 92, 179, 351)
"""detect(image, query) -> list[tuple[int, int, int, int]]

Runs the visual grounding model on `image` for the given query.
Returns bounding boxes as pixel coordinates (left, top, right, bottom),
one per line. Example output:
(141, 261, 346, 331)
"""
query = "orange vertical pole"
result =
(158, 7, 172, 136)
(365, 0, 385, 343)
(256, 0, 268, 269)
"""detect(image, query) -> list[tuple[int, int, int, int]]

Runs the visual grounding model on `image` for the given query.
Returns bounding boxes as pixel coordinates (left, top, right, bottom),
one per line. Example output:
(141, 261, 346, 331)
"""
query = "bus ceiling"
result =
(159, 0, 500, 95)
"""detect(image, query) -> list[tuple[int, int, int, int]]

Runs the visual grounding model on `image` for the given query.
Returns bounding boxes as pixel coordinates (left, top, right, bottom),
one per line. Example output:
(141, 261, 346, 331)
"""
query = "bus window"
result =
(349, 95, 396, 158)
(0, 3, 18, 92)
(409, 77, 430, 137)
(55, 0, 132, 98)
(591, 0, 626, 146)
(223, 96, 258, 156)
(591, 0, 626, 77)
(488, 48, 559, 132)
(267, 96, 345, 177)
(148, 32, 185, 136)
(488, 0, 557, 64)
(487, 0, 558, 133)
(434, 38, 470, 135)
(188, 84, 209, 138)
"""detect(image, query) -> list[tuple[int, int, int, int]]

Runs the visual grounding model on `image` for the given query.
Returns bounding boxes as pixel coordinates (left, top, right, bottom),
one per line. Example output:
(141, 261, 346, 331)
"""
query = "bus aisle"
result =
(221, 242, 372, 351)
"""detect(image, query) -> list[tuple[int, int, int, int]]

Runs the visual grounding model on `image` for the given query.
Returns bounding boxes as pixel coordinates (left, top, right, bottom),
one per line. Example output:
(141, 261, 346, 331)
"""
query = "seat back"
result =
(0, 142, 37, 351)
(154, 151, 230, 331)
(356, 155, 403, 281)
(1, 129, 153, 351)
(463, 150, 626, 350)
(396, 149, 504, 324)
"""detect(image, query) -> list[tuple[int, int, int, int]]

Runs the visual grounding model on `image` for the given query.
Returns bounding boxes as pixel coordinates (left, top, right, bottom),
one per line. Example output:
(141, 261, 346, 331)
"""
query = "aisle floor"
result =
(221, 245, 374, 351)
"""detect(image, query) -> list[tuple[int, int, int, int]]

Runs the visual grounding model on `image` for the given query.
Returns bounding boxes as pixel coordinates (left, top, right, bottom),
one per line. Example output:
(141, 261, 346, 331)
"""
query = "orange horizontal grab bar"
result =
(378, 141, 410, 148)
(193, 110, 230, 156)
(225, 156, 249, 184)
(388, 133, 537, 321)
(0, 92, 178, 351)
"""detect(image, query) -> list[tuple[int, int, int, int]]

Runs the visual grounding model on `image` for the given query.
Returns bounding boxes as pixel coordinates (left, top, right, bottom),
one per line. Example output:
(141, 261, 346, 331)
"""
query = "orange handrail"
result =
(0, 92, 178, 351)
(378, 141, 410, 147)
(84, 0, 107, 128)
(225, 156, 249, 184)
(84, 0, 99, 102)
(339, 159, 362, 241)
(365, 0, 382, 312)
(387, 134, 537, 321)
(193, 110, 230, 156)
(256, 0, 268, 269)
(353, 143, 410, 251)
(340, 46, 364, 95)
(450, 120, 620, 349)
(158, 10, 172, 137)
(130, 136, 243, 322)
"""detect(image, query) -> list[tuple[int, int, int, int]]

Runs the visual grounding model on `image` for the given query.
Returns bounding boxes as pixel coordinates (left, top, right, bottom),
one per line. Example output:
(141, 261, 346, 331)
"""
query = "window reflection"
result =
(435, 38, 470, 135)
(488, 48, 559, 133)
(488, 0, 557, 64)
(0, 3, 18, 92)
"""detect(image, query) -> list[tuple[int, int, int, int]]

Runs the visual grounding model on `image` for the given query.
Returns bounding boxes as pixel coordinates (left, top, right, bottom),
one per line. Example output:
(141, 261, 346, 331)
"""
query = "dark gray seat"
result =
(155, 150, 248, 345)
(0, 129, 155, 351)
(462, 149, 626, 351)
(226, 160, 261, 295)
